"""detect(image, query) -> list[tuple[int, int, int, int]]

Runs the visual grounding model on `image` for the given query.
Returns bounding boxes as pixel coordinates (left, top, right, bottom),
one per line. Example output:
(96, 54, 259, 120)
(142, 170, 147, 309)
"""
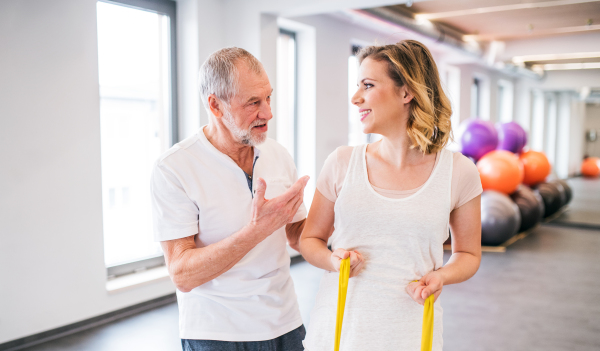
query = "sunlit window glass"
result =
(97, 1, 173, 267)
(276, 30, 297, 162)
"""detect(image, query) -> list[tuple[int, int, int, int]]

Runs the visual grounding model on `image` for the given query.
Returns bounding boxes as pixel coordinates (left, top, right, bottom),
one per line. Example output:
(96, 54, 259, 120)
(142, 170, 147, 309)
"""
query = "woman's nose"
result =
(351, 89, 363, 106)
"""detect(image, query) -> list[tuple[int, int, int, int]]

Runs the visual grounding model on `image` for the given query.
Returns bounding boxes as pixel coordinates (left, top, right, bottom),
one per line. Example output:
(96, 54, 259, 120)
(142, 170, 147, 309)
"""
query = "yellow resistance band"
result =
(421, 293, 434, 351)
(334, 257, 350, 351)
(333, 273, 434, 351)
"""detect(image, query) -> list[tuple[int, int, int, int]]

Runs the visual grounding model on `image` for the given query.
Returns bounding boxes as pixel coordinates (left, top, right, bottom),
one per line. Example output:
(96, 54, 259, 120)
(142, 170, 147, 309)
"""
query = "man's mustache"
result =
(250, 119, 268, 128)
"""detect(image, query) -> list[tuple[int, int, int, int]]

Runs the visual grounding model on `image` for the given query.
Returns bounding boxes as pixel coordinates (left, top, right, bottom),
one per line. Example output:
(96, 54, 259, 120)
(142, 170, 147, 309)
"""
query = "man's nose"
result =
(260, 100, 273, 121)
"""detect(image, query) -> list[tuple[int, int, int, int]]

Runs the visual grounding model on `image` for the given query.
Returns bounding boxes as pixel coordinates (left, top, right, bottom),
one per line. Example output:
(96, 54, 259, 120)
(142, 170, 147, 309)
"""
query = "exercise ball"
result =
(533, 190, 546, 221)
(551, 180, 568, 208)
(481, 191, 521, 246)
(459, 119, 498, 161)
(510, 185, 544, 232)
(477, 150, 524, 195)
(497, 122, 527, 154)
(555, 179, 573, 204)
(546, 175, 573, 206)
(519, 151, 551, 186)
(581, 157, 600, 177)
(534, 182, 562, 218)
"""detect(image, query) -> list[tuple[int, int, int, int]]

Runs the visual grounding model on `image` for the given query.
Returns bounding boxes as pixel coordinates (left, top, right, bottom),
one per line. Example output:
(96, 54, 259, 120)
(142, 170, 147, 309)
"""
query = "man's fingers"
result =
(288, 193, 304, 221)
(279, 176, 309, 203)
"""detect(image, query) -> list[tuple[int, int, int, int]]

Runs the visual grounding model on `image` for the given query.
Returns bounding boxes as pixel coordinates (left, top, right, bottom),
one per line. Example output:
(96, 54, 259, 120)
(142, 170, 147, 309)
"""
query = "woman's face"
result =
(351, 57, 413, 136)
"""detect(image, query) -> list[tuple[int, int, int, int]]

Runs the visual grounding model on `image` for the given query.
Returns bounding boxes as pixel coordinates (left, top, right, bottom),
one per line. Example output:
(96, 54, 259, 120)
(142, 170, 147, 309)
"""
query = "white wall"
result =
(0, 0, 176, 343)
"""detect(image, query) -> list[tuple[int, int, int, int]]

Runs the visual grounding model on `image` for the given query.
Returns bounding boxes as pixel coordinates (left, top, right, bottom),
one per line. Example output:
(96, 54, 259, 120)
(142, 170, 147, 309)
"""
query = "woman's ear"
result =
(403, 88, 414, 104)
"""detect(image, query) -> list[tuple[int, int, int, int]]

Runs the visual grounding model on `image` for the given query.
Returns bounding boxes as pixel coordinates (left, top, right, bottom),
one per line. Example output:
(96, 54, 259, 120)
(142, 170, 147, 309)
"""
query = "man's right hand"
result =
(249, 175, 309, 239)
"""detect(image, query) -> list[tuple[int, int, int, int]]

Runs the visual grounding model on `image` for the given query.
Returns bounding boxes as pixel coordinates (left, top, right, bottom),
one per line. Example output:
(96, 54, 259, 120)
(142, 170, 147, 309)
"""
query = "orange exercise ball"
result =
(581, 157, 600, 177)
(477, 150, 524, 195)
(519, 150, 551, 186)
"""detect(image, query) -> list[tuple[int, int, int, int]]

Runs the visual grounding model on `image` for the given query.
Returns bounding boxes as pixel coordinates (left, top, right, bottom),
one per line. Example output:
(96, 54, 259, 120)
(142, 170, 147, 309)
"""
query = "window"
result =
(348, 45, 381, 146)
(497, 80, 514, 123)
(442, 65, 461, 151)
(545, 93, 558, 165)
(531, 90, 545, 151)
(471, 77, 481, 119)
(97, 0, 177, 277)
(276, 29, 298, 162)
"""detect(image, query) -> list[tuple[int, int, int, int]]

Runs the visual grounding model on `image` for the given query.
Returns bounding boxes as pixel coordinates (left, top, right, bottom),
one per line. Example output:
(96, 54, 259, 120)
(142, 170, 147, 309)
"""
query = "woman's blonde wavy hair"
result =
(357, 40, 452, 154)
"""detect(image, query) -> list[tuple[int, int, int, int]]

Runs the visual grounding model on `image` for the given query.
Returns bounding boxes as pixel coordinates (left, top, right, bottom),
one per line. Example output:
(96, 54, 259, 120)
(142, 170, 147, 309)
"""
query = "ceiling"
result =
(392, 0, 600, 41)
(354, 0, 600, 72)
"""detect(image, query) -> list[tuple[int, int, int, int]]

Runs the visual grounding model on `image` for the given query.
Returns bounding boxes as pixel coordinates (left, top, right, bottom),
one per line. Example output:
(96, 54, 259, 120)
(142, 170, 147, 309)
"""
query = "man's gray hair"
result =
(198, 47, 264, 110)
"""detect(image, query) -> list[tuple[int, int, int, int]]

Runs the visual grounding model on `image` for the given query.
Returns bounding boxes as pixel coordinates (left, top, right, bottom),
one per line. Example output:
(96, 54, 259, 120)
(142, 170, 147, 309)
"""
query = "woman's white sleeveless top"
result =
(303, 144, 453, 351)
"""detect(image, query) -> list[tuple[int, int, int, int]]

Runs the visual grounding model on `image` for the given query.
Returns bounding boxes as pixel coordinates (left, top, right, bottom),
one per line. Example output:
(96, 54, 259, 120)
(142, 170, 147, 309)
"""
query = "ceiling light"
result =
(532, 62, 600, 70)
(414, 0, 599, 20)
(512, 52, 600, 64)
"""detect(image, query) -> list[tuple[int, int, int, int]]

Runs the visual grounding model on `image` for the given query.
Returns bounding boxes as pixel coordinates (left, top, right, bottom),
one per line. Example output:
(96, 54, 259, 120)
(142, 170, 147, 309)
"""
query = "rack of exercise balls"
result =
(444, 120, 573, 253)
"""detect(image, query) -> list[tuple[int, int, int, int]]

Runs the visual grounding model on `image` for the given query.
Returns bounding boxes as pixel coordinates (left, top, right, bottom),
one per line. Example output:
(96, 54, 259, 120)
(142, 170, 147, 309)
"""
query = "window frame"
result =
(98, 0, 178, 279)
(278, 28, 299, 163)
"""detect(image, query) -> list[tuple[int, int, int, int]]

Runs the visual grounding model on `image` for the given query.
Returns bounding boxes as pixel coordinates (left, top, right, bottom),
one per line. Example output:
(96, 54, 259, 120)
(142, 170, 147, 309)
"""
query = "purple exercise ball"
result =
(459, 119, 498, 161)
(497, 122, 527, 154)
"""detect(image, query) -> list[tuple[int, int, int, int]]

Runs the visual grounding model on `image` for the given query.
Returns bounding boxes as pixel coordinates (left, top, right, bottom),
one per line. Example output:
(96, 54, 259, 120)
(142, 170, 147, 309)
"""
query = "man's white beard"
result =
(222, 108, 267, 146)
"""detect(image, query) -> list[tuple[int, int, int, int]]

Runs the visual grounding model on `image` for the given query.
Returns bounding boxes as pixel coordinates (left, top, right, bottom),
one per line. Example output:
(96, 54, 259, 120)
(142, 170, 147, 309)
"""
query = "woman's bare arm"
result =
(407, 195, 482, 304)
(299, 189, 364, 276)
(441, 194, 482, 284)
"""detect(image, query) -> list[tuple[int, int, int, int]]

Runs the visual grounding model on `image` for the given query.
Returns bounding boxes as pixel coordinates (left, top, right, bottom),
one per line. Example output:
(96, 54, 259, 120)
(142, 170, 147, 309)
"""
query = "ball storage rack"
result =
(443, 205, 569, 253)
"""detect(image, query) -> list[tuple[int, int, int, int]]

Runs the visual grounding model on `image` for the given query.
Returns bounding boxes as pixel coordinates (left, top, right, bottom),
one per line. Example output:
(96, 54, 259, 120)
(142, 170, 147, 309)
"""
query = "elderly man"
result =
(151, 47, 309, 351)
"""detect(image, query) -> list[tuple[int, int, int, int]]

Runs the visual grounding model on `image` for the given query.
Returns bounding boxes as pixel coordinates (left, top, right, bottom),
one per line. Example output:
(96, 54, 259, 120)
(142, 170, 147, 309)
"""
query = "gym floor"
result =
(18, 178, 600, 351)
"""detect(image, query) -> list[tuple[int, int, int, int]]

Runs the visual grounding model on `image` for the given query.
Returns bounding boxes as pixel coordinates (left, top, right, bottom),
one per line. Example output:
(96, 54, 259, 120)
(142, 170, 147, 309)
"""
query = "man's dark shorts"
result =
(181, 325, 306, 351)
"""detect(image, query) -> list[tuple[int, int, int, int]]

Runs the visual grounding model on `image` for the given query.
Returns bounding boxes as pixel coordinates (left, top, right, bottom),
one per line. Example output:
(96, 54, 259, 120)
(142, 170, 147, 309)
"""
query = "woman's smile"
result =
(359, 109, 372, 122)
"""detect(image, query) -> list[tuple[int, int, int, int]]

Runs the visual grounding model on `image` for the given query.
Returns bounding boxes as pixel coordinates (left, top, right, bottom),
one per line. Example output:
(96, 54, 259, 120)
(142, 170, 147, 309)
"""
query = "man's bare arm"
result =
(162, 225, 268, 292)
(162, 176, 308, 292)
(285, 219, 305, 253)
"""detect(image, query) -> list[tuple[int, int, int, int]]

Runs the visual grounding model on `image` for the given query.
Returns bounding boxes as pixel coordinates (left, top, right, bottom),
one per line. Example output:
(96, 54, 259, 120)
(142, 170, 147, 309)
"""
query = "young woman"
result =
(300, 40, 482, 351)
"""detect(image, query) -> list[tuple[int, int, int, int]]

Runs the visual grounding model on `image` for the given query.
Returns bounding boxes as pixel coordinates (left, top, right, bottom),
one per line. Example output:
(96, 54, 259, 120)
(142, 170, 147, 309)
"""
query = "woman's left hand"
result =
(406, 270, 444, 305)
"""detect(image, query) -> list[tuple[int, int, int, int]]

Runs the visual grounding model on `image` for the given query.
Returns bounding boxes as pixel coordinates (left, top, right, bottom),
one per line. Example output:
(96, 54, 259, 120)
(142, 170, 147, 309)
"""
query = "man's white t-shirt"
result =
(151, 126, 307, 341)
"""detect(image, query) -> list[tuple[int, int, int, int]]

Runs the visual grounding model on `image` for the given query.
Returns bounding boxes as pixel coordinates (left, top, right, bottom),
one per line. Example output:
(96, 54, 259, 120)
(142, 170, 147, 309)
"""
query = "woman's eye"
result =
(364, 83, 373, 89)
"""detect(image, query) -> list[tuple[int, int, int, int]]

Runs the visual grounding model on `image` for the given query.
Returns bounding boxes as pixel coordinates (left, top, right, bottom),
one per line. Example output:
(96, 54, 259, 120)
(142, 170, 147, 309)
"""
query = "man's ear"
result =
(208, 94, 225, 118)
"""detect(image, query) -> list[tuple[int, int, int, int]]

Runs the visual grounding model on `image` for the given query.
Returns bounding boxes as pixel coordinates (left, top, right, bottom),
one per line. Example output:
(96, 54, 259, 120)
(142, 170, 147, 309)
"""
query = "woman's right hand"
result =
(330, 248, 365, 278)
